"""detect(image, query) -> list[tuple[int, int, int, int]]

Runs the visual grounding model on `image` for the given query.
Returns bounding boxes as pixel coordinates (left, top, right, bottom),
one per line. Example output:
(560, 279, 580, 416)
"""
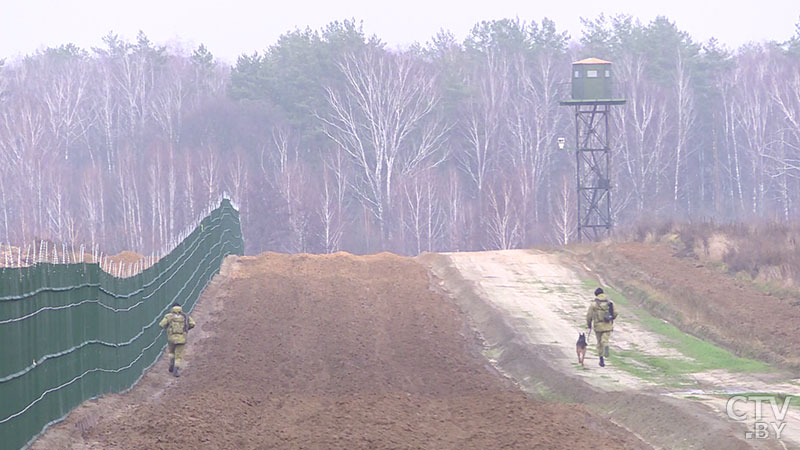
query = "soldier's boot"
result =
(168, 359, 175, 373)
(599, 356, 605, 367)
(173, 367, 180, 377)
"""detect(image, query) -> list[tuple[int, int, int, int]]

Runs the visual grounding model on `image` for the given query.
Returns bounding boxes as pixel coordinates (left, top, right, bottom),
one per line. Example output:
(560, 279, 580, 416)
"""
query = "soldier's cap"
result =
(172, 302, 181, 307)
(594, 287, 604, 296)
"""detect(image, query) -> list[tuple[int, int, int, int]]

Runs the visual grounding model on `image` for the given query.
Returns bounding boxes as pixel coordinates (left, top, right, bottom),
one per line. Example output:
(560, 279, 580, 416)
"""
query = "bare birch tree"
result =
(614, 54, 672, 216)
(39, 49, 91, 161)
(672, 50, 696, 212)
(732, 47, 773, 216)
(485, 179, 521, 250)
(318, 147, 348, 253)
(459, 49, 508, 199)
(198, 146, 219, 205)
(403, 171, 446, 254)
(550, 175, 577, 245)
(508, 50, 564, 240)
(320, 48, 447, 248)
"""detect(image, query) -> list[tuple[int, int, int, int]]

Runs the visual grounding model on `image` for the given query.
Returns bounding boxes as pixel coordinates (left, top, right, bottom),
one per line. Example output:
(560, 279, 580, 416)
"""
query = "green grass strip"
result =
(581, 279, 770, 378)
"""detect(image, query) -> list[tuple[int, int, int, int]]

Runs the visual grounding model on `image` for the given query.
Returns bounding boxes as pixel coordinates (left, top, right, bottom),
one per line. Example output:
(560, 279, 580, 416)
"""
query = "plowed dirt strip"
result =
(32, 252, 647, 450)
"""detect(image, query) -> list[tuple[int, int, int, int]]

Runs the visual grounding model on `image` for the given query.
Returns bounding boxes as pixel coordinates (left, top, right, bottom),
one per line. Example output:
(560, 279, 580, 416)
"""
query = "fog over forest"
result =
(1, 16, 800, 256)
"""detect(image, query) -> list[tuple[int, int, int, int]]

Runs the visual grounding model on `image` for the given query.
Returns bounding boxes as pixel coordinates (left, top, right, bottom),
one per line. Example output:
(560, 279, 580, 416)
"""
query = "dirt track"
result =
(422, 249, 799, 449)
(580, 242, 800, 369)
(33, 252, 646, 449)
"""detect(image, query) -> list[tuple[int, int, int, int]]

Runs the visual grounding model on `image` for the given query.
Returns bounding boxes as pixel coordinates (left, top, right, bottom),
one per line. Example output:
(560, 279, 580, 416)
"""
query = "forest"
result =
(1, 16, 800, 256)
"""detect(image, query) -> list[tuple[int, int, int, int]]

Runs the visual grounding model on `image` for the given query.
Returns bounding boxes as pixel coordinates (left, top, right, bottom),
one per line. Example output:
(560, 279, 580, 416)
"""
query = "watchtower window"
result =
(605, 70, 610, 77)
(574, 70, 580, 78)
(586, 70, 598, 78)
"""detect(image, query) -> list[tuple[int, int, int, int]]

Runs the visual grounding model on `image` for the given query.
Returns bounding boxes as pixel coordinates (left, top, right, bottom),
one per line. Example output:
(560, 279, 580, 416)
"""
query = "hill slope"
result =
(32, 252, 645, 450)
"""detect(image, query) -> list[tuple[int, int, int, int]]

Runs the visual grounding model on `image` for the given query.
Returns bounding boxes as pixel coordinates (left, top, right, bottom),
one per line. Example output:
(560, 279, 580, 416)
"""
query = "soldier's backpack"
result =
(168, 313, 189, 334)
(603, 302, 615, 322)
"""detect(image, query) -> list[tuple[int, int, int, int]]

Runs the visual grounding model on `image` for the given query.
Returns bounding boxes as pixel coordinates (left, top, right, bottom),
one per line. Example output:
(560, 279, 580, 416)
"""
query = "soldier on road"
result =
(159, 303, 196, 377)
(586, 287, 617, 367)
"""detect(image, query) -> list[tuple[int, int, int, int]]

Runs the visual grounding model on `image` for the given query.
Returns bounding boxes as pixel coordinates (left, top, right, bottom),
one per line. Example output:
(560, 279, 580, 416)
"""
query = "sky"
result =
(1, 0, 798, 64)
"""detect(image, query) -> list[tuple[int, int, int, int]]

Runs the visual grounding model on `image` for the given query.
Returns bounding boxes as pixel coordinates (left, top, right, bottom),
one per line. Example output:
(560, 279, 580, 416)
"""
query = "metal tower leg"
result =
(574, 104, 612, 242)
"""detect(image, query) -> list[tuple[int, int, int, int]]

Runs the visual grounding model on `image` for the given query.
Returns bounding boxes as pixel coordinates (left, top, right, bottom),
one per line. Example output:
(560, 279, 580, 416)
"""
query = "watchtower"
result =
(559, 58, 625, 242)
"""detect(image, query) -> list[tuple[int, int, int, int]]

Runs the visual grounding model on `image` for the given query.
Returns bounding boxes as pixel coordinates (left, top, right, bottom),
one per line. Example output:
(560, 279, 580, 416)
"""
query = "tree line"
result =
(1, 16, 799, 256)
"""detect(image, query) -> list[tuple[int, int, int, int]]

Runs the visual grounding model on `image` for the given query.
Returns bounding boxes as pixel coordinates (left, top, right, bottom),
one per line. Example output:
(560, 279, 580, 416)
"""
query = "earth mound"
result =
(33, 252, 646, 449)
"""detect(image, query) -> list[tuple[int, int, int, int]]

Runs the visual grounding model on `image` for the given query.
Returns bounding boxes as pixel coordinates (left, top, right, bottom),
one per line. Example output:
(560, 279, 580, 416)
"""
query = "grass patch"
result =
(525, 379, 572, 403)
(704, 261, 800, 299)
(753, 280, 800, 300)
(581, 278, 771, 382)
(635, 313, 769, 373)
(605, 351, 697, 388)
(484, 347, 503, 360)
(606, 351, 659, 380)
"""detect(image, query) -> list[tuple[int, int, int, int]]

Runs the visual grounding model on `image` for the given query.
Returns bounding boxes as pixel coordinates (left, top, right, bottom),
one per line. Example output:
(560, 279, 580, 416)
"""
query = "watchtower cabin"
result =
(571, 57, 613, 101)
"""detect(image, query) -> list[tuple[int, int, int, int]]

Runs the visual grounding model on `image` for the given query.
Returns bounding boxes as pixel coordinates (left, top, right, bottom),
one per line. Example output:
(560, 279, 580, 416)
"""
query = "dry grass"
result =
(619, 221, 800, 290)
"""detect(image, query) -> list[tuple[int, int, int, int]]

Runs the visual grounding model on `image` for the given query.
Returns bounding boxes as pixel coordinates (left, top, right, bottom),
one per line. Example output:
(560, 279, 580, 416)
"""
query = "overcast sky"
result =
(1, 0, 798, 63)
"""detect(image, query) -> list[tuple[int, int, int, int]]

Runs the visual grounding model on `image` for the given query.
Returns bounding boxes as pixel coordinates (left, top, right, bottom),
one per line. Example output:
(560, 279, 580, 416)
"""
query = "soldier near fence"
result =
(159, 303, 196, 377)
(585, 287, 617, 367)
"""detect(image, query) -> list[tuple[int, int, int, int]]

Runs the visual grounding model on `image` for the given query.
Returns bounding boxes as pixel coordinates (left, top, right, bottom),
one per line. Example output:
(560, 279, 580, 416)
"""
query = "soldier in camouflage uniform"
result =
(585, 287, 617, 367)
(159, 303, 196, 377)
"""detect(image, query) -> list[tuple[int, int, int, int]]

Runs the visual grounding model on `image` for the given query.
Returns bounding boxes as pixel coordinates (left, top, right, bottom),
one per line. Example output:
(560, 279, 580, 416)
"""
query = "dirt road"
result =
(32, 252, 646, 449)
(422, 249, 800, 450)
(582, 242, 800, 369)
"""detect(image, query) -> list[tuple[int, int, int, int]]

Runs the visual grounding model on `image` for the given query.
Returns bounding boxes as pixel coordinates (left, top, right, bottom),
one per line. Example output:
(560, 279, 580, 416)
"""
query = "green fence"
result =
(0, 198, 243, 450)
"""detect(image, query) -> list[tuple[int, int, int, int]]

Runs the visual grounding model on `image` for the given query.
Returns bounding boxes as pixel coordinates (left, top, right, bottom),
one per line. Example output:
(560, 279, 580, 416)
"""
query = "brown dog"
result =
(576, 333, 588, 367)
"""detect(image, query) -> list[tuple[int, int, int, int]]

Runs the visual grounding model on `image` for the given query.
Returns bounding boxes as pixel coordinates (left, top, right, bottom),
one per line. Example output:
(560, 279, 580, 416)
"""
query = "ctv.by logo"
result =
(726, 395, 790, 440)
